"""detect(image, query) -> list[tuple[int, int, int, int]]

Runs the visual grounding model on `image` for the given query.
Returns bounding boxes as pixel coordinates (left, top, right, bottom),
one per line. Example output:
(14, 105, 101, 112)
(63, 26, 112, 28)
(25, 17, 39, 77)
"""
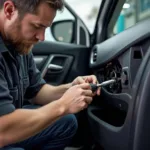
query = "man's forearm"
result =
(0, 100, 65, 148)
(33, 83, 72, 105)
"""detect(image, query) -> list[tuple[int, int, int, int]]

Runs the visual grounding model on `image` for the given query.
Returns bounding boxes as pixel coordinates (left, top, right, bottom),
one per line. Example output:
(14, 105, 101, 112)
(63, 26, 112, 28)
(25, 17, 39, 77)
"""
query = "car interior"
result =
(30, 0, 150, 149)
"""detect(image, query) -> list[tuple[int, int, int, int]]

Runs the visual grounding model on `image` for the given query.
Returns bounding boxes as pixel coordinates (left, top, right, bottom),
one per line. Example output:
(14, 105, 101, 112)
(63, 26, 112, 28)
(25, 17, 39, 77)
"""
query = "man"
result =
(0, 0, 100, 150)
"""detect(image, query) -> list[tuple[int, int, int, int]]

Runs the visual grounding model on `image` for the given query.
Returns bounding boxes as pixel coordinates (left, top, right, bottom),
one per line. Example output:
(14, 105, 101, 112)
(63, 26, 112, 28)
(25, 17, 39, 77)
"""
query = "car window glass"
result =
(113, 0, 150, 35)
(65, 0, 102, 33)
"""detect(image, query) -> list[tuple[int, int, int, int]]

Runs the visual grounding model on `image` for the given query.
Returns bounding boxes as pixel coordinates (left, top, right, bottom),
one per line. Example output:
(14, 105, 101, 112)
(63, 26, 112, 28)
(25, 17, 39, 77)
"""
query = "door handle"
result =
(48, 64, 63, 71)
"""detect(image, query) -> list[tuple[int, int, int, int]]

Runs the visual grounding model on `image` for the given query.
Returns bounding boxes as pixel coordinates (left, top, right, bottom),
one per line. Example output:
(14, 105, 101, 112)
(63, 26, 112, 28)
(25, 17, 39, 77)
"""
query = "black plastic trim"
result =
(90, 19, 150, 69)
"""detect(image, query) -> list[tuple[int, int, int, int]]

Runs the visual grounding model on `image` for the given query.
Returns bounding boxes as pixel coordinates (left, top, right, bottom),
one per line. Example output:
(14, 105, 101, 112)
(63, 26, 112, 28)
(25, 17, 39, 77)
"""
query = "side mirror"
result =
(51, 20, 75, 43)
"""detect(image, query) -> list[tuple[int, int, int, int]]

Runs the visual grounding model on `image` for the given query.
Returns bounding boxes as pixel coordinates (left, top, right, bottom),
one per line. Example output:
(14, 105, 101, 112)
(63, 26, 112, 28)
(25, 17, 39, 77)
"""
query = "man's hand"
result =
(59, 83, 93, 114)
(72, 75, 101, 96)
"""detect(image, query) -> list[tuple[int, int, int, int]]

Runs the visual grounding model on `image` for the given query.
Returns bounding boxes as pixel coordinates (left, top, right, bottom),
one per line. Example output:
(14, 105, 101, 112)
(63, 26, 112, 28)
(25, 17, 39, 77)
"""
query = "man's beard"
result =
(4, 22, 38, 55)
(12, 40, 36, 55)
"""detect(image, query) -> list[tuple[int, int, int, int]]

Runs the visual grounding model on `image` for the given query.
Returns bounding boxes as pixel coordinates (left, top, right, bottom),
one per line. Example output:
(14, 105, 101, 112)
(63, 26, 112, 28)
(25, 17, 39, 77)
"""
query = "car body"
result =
(31, 0, 150, 149)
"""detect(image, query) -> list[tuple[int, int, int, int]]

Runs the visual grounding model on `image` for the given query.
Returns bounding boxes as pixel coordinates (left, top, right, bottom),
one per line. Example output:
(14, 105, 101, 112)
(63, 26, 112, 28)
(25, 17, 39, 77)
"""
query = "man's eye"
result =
(32, 24, 40, 29)
(34, 25, 40, 29)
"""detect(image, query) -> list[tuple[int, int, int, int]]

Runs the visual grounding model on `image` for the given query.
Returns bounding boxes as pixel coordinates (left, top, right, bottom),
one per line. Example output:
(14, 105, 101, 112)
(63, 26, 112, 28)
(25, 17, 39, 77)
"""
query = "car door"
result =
(87, 0, 150, 150)
(32, 0, 150, 150)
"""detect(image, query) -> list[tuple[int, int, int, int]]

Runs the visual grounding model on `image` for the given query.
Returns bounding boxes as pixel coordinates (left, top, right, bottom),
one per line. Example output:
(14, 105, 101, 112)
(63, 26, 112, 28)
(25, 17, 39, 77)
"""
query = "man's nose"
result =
(36, 30, 45, 41)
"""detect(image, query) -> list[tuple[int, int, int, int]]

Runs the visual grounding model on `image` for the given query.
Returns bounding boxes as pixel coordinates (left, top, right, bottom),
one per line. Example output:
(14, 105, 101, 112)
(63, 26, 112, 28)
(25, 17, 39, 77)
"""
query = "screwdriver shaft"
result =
(96, 79, 116, 87)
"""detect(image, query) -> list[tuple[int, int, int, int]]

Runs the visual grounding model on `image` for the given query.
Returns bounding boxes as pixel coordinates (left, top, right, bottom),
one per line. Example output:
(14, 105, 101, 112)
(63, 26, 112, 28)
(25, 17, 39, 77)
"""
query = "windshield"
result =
(65, 0, 102, 33)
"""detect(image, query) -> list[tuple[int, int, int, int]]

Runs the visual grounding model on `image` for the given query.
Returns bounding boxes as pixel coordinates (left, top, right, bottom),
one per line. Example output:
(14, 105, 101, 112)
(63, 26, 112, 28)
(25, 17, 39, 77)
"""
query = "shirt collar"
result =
(0, 35, 8, 53)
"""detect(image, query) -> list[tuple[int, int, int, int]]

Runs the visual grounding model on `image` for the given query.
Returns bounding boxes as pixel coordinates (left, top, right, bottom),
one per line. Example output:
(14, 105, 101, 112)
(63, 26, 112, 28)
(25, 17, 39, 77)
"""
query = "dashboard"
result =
(90, 34, 150, 95)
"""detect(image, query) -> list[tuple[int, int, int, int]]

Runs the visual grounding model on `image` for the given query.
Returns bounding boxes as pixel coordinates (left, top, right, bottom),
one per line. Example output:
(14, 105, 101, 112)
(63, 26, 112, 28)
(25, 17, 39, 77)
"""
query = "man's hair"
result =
(0, 0, 64, 15)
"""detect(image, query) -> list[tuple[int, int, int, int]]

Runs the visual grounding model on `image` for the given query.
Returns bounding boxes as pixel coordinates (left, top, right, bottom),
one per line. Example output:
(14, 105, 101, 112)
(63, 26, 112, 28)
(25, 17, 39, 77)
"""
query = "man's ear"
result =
(3, 1, 16, 20)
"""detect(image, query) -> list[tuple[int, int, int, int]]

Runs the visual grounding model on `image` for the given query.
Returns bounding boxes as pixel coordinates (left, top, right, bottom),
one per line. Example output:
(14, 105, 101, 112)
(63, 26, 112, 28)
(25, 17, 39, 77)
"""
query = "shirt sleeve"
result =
(24, 52, 46, 99)
(0, 70, 15, 117)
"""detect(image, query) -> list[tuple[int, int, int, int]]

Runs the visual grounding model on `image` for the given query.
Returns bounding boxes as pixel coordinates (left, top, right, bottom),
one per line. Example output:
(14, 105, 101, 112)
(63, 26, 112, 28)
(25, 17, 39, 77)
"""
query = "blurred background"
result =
(45, 0, 150, 41)
(113, 0, 150, 35)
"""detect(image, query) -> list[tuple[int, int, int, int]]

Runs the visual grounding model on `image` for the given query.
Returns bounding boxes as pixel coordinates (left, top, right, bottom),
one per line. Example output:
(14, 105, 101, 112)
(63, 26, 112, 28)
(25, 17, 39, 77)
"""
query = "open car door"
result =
(31, 0, 150, 149)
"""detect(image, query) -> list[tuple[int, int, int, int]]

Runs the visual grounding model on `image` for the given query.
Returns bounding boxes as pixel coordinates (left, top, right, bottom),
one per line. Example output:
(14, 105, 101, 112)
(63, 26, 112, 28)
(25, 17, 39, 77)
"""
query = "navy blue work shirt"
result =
(0, 36, 46, 116)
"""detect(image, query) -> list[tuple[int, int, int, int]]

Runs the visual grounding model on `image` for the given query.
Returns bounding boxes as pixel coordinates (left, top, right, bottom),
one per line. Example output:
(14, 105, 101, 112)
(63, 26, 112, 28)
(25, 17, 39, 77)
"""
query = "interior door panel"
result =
(32, 41, 91, 85)
(34, 56, 48, 69)
(88, 19, 150, 150)
(42, 54, 74, 85)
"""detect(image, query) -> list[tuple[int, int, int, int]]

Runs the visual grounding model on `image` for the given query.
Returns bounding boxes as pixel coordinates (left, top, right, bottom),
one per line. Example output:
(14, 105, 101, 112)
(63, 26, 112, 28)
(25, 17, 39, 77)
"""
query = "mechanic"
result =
(0, 0, 100, 150)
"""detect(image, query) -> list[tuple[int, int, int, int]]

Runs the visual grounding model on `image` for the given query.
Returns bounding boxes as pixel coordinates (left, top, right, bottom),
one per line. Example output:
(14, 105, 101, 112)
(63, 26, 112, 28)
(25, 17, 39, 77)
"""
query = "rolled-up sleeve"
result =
(0, 71, 15, 117)
(24, 52, 46, 99)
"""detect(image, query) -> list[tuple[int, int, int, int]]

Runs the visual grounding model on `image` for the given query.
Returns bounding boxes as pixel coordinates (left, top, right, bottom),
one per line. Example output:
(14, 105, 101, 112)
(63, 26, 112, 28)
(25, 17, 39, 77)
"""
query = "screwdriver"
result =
(90, 79, 116, 92)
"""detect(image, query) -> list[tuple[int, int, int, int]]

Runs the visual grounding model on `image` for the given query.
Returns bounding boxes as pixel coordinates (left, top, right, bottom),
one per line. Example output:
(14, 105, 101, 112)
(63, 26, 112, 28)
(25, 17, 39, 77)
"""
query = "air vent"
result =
(93, 49, 97, 63)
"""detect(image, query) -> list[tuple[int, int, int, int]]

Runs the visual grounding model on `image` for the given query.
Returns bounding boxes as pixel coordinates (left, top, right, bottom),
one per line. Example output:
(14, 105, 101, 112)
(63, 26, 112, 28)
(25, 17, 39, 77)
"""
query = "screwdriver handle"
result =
(90, 83, 98, 92)
(90, 79, 116, 93)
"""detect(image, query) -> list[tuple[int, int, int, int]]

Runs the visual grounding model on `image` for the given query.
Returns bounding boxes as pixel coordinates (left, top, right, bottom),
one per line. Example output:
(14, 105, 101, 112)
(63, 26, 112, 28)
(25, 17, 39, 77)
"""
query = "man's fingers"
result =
(72, 76, 85, 86)
(76, 76, 100, 96)
(82, 75, 99, 84)
(77, 77, 85, 84)
(92, 87, 101, 96)
(85, 96, 93, 105)
(78, 83, 91, 90)
(87, 75, 98, 84)
(81, 102, 88, 110)
(78, 83, 101, 96)
(94, 87, 101, 96)
(82, 89, 93, 97)
(91, 75, 97, 84)
(97, 87, 101, 95)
